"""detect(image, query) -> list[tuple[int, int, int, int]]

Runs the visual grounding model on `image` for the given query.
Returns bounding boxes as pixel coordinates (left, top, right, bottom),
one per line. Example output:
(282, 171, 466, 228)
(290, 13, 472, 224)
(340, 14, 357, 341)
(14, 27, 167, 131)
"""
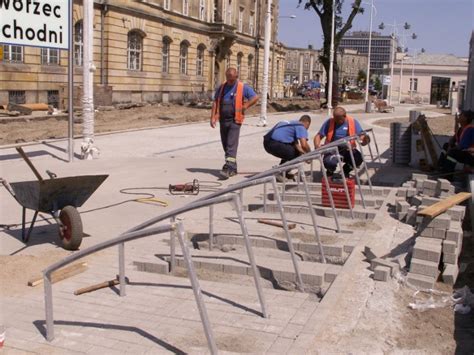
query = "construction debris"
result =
(28, 262, 88, 287)
(257, 218, 296, 229)
(74, 278, 119, 295)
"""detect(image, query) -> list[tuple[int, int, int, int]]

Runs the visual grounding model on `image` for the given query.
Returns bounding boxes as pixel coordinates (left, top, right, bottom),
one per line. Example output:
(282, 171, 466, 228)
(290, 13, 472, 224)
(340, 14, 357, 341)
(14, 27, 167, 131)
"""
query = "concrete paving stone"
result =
(223, 263, 248, 275)
(402, 181, 414, 188)
(370, 258, 399, 276)
(409, 258, 440, 278)
(437, 178, 452, 191)
(421, 196, 441, 206)
(267, 336, 295, 354)
(412, 241, 442, 263)
(412, 173, 429, 180)
(422, 180, 438, 190)
(442, 264, 459, 285)
(407, 272, 436, 289)
(443, 240, 457, 254)
(446, 206, 466, 221)
(446, 228, 463, 245)
(416, 237, 442, 245)
(87, 345, 125, 354)
(396, 199, 410, 213)
(432, 228, 447, 240)
(410, 195, 422, 206)
(343, 240, 358, 253)
(406, 188, 417, 198)
(419, 227, 433, 237)
(419, 213, 451, 229)
(443, 249, 459, 265)
(373, 266, 391, 282)
(406, 206, 417, 226)
(423, 188, 437, 197)
(396, 188, 407, 198)
(279, 324, 305, 340)
(396, 212, 407, 221)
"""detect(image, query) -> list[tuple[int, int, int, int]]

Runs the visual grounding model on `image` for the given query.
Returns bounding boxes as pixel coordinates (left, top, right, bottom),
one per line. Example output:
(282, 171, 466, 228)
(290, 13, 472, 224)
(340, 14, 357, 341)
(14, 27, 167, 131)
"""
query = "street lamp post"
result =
(364, 0, 375, 113)
(398, 32, 416, 104)
(258, 0, 272, 127)
(327, 0, 336, 117)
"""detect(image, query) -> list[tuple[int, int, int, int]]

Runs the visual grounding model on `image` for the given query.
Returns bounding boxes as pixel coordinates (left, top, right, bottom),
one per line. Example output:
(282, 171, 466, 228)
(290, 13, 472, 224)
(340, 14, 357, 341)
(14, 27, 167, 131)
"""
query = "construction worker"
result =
(263, 115, 312, 179)
(313, 106, 369, 177)
(211, 67, 259, 179)
(439, 110, 474, 175)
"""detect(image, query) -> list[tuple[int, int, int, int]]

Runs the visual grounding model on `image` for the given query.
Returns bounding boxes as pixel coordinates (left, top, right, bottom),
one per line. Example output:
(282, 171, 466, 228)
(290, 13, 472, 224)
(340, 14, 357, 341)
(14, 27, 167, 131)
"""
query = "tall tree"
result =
(298, 0, 364, 105)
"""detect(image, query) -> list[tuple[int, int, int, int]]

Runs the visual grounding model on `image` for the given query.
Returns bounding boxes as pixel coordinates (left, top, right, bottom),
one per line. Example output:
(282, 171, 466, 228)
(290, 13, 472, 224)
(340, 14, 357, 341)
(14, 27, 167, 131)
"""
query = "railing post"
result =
(208, 206, 214, 251)
(346, 141, 366, 209)
(118, 242, 126, 296)
(334, 148, 355, 219)
(170, 216, 176, 272)
(263, 182, 267, 213)
(357, 138, 374, 195)
(44, 273, 54, 341)
(319, 154, 341, 232)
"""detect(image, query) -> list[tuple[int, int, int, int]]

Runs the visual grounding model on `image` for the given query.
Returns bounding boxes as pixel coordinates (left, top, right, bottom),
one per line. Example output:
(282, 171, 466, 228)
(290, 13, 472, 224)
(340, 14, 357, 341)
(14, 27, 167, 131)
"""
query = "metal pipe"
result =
(258, 0, 272, 126)
(118, 242, 126, 296)
(356, 139, 374, 195)
(232, 195, 268, 318)
(175, 222, 218, 354)
(346, 142, 366, 208)
(170, 216, 176, 271)
(44, 275, 54, 341)
(327, 0, 336, 117)
(68, 0, 74, 162)
(208, 206, 214, 251)
(298, 166, 326, 264)
(271, 177, 304, 291)
(319, 155, 340, 232)
(364, 0, 374, 109)
(263, 182, 267, 213)
(369, 129, 382, 163)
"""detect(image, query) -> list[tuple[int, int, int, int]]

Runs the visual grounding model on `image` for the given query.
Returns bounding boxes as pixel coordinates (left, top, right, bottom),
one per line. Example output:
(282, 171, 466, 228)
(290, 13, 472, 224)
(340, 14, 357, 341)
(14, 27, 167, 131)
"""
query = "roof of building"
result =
(402, 53, 468, 66)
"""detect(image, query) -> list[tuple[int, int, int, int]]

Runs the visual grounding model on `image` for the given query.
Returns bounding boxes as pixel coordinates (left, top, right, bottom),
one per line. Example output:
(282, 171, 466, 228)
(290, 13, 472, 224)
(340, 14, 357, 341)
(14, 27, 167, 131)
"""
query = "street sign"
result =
(0, 0, 70, 49)
(383, 75, 391, 85)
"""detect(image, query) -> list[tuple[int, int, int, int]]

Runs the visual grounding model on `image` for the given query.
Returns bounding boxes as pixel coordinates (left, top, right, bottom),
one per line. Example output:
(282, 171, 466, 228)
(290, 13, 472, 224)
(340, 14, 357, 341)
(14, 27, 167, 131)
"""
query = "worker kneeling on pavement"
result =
(438, 110, 474, 174)
(313, 106, 369, 177)
(263, 115, 312, 179)
(211, 67, 259, 179)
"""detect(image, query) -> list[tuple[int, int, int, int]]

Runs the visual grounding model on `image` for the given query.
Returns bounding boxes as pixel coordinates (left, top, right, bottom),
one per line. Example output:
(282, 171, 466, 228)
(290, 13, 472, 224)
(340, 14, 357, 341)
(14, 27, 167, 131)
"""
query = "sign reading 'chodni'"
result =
(0, 0, 70, 49)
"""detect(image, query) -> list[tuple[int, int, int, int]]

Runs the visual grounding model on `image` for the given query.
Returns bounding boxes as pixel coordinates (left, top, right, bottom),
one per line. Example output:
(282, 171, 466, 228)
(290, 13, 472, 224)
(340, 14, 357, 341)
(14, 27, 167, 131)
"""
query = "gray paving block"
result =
(396, 200, 410, 213)
(446, 229, 463, 245)
(343, 240, 358, 253)
(412, 241, 442, 263)
(416, 237, 442, 245)
(410, 258, 440, 278)
(442, 264, 459, 285)
(422, 180, 438, 190)
(406, 206, 417, 226)
(396, 188, 408, 198)
(373, 266, 391, 282)
(406, 188, 417, 198)
(419, 227, 433, 237)
(411, 195, 423, 207)
(412, 173, 428, 180)
(407, 272, 436, 289)
(419, 214, 451, 229)
(446, 206, 466, 221)
(432, 228, 446, 240)
(442, 240, 457, 254)
(370, 258, 399, 276)
(423, 188, 437, 197)
(437, 178, 452, 191)
(396, 212, 407, 221)
(324, 264, 342, 283)
(402, 181, 415, 188)
(443, 249, 458, 265)
(421, 196, 441, 206)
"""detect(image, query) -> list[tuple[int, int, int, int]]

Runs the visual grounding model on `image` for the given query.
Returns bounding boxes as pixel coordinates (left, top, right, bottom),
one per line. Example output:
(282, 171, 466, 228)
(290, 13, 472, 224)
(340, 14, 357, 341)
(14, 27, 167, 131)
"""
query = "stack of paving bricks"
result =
(394, 174, 466, 289)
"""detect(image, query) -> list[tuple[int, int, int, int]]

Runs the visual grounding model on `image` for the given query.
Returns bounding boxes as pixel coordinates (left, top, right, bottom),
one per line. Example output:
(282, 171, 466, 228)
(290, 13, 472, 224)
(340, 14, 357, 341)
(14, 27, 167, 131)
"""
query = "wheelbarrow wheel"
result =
(59, 206, 83, 250)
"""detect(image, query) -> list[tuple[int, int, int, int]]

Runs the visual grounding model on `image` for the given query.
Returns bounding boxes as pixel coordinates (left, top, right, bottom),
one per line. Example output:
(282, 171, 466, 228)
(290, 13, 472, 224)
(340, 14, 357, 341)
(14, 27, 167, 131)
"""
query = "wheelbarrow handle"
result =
(16, 147, 43, 182)
(0, 178, 16, 197)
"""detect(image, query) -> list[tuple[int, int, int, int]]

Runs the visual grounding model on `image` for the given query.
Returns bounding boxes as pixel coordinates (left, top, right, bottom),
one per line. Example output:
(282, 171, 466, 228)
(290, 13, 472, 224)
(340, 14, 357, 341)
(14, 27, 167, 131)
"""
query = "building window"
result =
(199, 0, 206, 20)
(127, 31, 143, 71)
(276, 59, 280, 82)
(304, 61, 309, 70)
(162, 37, 171, 73)
(47, 90, 59, 108)
(248, 54, 254, 81)
(179, 41, 189, 75)
(196, 44, 205, 76)
(183, 0, 189, 16)
(226, 0, 232, 25)
(41, 48, 60, 65)
(164, 0, 170, 10)
(2, 45, 23, 63)
(249, 11, 255, 36)
(238, 7, 244, 32)
(9, 91, 26, 104)
(410, 78, 418, 92)
(74, 21, 83, 66)
(237, 52, 243, 74)
(286, 61, 291, 69)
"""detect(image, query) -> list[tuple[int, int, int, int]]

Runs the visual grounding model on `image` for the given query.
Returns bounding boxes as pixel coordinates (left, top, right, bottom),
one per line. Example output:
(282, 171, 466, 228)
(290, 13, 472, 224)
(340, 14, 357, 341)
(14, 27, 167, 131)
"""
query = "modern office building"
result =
(340, 31, 397, 75)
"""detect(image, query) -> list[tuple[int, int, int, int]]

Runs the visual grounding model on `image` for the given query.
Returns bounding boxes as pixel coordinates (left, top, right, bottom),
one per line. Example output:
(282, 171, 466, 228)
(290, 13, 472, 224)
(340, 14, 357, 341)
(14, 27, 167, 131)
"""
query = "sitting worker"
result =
(313, 106, 369, 177)
(439, 110, 474, 175)
(263, 115, 312, 179)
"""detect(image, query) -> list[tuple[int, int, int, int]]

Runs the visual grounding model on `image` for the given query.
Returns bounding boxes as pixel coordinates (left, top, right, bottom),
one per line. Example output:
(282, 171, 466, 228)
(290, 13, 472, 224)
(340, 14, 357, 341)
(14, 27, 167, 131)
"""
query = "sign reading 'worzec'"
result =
(0, 0, 70, 49)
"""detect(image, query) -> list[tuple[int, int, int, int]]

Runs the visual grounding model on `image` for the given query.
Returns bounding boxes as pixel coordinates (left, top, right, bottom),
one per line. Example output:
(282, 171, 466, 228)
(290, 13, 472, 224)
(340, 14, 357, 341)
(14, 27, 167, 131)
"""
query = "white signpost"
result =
(0, 0, 74, 162)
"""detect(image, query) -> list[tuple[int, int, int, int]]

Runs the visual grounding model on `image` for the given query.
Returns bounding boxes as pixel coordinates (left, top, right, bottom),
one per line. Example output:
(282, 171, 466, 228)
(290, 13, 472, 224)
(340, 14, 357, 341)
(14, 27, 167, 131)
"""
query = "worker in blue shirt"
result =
(263, 115, 311, 179)
(211, 68, 259, 179)
(314, 107, 369, 177)
(439, 110, 474, 174)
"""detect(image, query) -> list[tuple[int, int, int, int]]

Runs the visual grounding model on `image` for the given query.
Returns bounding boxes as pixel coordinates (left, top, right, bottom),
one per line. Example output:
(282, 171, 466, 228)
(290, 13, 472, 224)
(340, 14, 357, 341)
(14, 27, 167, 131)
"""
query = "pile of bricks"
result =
(394, 174, 466, 289)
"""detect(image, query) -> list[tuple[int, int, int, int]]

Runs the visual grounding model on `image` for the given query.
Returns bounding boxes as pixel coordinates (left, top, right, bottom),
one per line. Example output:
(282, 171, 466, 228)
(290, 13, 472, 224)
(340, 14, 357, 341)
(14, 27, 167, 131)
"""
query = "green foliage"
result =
(374, 77, 382, 92)
(357, 69, 366, 83)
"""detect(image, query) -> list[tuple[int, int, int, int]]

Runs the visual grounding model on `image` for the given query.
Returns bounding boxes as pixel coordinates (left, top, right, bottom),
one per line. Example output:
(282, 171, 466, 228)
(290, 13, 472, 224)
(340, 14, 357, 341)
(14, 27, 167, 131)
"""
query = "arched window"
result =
(248, 54, 254, 81)
(237, 52, 243, 75)
(226, 51, 232, 68)
(179, 41, 189, 75)
(196, 44, 206, 77)
(162, 36, 171, 73)
(127, 30, 143, 71)
(74, 21, 83, 66)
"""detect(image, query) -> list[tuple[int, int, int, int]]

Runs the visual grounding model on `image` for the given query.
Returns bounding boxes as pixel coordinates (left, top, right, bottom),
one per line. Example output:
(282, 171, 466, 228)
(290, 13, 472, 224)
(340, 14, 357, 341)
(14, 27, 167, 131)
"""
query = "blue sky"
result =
(278, 0, 474, 57)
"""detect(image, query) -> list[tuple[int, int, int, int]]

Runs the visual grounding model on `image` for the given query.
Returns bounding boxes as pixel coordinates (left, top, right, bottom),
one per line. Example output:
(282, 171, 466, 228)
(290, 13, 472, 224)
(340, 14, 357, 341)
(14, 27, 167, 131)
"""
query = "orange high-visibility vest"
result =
(211, 81, 245, 124)
(459, 124, 474, 148)
(326, 115, 357, 145)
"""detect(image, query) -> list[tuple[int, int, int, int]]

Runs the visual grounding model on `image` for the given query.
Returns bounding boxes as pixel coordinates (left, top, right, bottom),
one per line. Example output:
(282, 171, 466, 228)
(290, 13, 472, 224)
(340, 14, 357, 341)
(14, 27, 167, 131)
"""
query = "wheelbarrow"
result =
(1, 147, 108, 250)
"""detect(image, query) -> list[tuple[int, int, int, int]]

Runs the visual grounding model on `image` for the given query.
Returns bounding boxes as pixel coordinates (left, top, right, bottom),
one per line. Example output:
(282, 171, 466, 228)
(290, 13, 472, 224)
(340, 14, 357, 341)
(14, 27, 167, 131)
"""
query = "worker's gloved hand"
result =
(360, 134, 370, 146)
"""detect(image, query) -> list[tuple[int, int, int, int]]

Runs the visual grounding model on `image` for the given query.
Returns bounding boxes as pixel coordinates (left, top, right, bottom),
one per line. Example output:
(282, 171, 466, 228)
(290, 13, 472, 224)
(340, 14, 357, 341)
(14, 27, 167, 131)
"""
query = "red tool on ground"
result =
(322, 176, 356, 209)
(169, 179, 200, 195)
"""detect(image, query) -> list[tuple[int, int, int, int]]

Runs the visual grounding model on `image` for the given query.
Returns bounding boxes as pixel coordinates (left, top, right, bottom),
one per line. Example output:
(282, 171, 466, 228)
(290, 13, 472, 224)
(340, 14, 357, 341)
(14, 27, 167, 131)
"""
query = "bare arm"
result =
(244, 95, 259, 111)
(210, 102, 217, 128)
(295, 138, 311, 155)
(314, 134, 323, 149)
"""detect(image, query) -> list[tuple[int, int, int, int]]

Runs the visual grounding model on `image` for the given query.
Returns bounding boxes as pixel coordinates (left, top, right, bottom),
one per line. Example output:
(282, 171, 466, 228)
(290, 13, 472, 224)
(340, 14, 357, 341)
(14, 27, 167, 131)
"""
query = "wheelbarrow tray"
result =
(10, 175, 108, 213)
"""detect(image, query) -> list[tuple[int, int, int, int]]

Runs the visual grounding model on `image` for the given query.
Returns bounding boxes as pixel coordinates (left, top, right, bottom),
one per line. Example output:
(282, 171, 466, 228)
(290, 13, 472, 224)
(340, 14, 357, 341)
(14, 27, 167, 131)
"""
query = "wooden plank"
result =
(27, 262, 88, 287)
(74, 279, 119, 296)
(417, 192, 472, 218)
(257, 218, 296, 230)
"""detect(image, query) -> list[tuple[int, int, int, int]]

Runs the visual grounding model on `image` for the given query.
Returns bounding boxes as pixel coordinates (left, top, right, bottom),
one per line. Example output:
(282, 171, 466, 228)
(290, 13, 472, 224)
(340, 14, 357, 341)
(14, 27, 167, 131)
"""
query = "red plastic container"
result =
(321, 176, 355, 209)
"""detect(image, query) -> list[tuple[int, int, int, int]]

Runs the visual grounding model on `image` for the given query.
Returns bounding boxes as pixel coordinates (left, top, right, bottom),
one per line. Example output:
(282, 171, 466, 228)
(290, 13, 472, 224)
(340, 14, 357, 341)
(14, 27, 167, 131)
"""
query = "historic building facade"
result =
(0, 0, 286, 107)
(284, 45, 324, 86)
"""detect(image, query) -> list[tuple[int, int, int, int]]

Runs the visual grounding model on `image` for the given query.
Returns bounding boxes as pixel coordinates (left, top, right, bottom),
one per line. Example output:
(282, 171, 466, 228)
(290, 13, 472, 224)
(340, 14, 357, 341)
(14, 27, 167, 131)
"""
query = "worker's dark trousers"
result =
(439, 148, 474, 173)
(220, 118, 241, 172)
(263, 138, 299, 165)
(323, 148, 363, 176)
